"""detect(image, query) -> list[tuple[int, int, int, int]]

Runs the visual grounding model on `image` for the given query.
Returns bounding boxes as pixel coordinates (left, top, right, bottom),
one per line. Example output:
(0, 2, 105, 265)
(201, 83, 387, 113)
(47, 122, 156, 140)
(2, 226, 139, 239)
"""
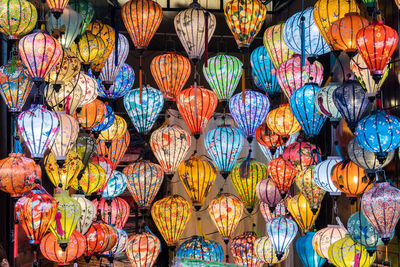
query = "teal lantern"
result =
(176, 236, 223, 263)
(250, 46, 280, 95)
(296, 232, 326, 267)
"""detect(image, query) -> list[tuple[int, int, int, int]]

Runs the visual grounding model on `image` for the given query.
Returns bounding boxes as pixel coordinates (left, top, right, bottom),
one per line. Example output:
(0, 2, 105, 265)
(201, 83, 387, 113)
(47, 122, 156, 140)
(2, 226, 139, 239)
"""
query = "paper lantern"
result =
(356, 21, 398, 83)
(174, 1, 216, 62)
(126, 233, 161, 267)
(104, 228, 128, 258)
(203, 54, 242, 101)
(231, 158, 267, 213)
(102, 170, 127, 199)
(277, 54, 324, 100)
(255, 124, 283, 152)
(328, 235, 376, 267)
(46, 48, 81, 89)
(230, 232, 263, 266)
(266, 217, 298, 260)
(96, 131, 130, 169)
(122, 0, 163, 51)
(0, 0, 37, 39)
(99, 63, 135, 99)
(76, 99, 107, 130)
(98, 115, 127, 142)
(283, 140, 321, 171)
(69, 0, 94, 37)
(0, 60, 33, 112)
(287, 193, 320, 233)
(296, 232, 327, 267)
(124, 86, 164, 134)
(263, 23, 294, 69)
(312, 225, 347, 259)
(83, 221, 108, 259)
(256, 178, 282, 212)
(361, 181, 400, 245)
(92, 197, 129, 229)
(204, 125, 244, 178)
(123, 160, 164, 209)
(71, 132, 96, 168)
(92, 105, 115, 135)
(255, 236, 289, 265)
(283, 7, 329, 57)
(73, 72, 98, 107)
(44, 81, 83, 115)
(208, 193, 244, 242)
(70, 162, 107, 196)
(45, 151, 82, 190)
(314, 157, 341, 196)
(250, 46, 280, 95)
(177, 86, 217, 138)
(150, 52, 191, 101)
(0, 153, 41, 197)
(260, 200, 287, 224)
(229, 90, 270, 143)
(70, 32, 105, 70)
(177, 236, 223, 262)
(266, 104, 301, 139)
(150, 125, 191, 177)
(151, 195, 192, 246)
(267, 156, 297, 197)
(314, 83, 342, 123)
(71, 194, 96, 235)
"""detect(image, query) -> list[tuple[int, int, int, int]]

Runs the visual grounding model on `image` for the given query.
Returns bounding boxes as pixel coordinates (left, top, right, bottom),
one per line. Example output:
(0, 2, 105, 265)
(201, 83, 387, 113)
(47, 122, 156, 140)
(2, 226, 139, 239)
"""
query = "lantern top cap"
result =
(189, 0, 201, 9)
(8, 153, 24, 157)
(371, 20, 385, 25)
(344, 12, 361, 16)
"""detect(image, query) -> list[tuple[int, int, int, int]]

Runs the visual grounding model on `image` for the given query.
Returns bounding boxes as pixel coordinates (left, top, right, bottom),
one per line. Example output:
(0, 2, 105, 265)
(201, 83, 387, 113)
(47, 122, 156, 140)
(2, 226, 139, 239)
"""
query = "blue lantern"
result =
(250, 46, 281, 95)
(296, 232, 327, 267)
(204, 125, 244, 179)
(92, 104, 115, 135)
(290, 83, 326, 138)
(229, 90, 270, 143)
(102, 170, 127, 199)
(176, 235, 224, 262)
(123, 86, 164, 134)
(267, 216, 298, 261)
(98, 63, 135, 99)
(355, 110, 400, 164)
(282, 7, 330, 58)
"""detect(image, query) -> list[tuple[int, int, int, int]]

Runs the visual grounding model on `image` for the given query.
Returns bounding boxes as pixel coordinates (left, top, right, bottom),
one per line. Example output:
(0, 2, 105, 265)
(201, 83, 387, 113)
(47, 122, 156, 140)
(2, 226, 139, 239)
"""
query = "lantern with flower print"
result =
(287, 193, 320, 233)
(70, 32, 105, 71)
(230, 232, 263, 266)
(260, 201, 287, 224)
(69, 0, 94, 38)
(46, 48, 81, 88)
(268, 156, 298, 198)
(96, 131, 130, 169)
(263, 23, 294, 69)
(314, 83, 342, 124)
(313, 157, 341, 196)
(255, 124, 284, 153)
(250, 46, 280, 95)
(177, 235, 223, 262)
(99, 63, 135, 99)
(283, 140, 321, 171)
(256, 178, 282, 213)
(92, 197, 130, 229)
(83, 221, 108, 260)
(104, 228, 128, 260)
(44, 81, 83, 115)
(45, 0, 69, 18)
(73, 72, 98, 107)
(101, 171, 127, 199)
(92, 105, 115, 135)
(76, 99, 107, 130)
(45, 151, 82, 190)
(267, 104, 301, 139)
(267, 217, 298, 261)
(70, 162, 107, 196)
(255, 236, 289, 265)
(126, 232, 161, 267)
(98, 115, 127, 143)
(312, 225, 347, 259)
(71, 194, 96, 235)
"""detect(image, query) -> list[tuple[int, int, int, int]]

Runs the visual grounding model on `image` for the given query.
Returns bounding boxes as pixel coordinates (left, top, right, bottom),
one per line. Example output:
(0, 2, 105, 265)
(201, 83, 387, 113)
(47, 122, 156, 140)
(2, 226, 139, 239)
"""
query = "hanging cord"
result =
(241, 53, 246, 103)
(204, 12, 209, 67)
(139, 54, 143, 104)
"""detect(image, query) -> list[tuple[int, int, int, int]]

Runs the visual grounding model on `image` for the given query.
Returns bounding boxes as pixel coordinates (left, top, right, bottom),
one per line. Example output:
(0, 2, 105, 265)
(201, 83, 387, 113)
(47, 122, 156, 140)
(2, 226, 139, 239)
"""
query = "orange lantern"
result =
(76, 99, 107, 130)
(92, 197, 130, 229)
(268, 156, 297, 198)
(266, 104, 301, 140)
(256, 123, 284, 152)
(83, 221, 107, 262)
(96, 131, 130, 169)
(99, 224, 118, 254)
(126, 233, 161, 267)
(283, 140, 321, 171)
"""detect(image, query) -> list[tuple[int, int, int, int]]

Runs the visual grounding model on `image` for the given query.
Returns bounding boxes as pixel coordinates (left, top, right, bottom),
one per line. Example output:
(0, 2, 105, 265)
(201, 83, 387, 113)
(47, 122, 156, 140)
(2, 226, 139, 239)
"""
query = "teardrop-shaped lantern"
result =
(296, 232, 327, 267)
(267, 217, 298, 260)
(256, 178, 282, 212)
(70, 162, 107, 196)
(70, 32, 105, 70)
(230, 232, 263, 266)
(268, 156, 298, 198)
(0, 0, 37, 39)
(250, 46, 280, 95)
(96, 131, 130, 169)
(266, 104, 301, 139)
(255, 236, 289, 265)
(102, 170, 127, 199)
(45, 151, 82, 190)
(126, 232, 161, 267)
(287, 193, 320, 233)
(83, 221, 108, 260)
(312, 225, 347, 259)
(71, 194, 96, 235)
(71, 132, 97, 168)
(263, 23, 294, 69)
(283, 140, 321, 171)
(46, 48, 81, 88)
(76, 99, 107, 130)
(74, 72, 98, 107)
(314, 83, 342, 124)
(44, 81, 83, 115)
(177, 235, 223, 262)
(99, 63, 135, 99)
(314, 156, 341, 196)
(92, 197, 130, 229)
(69, 0, 94, 37)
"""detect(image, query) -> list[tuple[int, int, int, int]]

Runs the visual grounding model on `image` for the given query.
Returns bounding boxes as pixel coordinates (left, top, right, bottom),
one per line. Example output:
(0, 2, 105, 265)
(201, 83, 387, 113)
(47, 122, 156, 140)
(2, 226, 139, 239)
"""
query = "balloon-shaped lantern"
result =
(0, 0, 37, 39)
(312, 225, 347, 259)
(76, 99, 107, 130)
(177, 235, 223, 262)
(102, 170, 127, 199)
(70, 32, 105, 71)
(263, 23, 294, 69)
(126, 233, 161, 267)
(71, 132, 97, 168)
(46, 48, 81, 88)
(268, 156, 298, 198)
(255, 123, 284, 153)
(296, 232, 327, 267)
(70, 162, 107, 196)
(92, 197, 130, 229)
(267, 217, 298, 260)
(250, 46, 280, 95)
(92, 105, 115, 135)
(104, 228, 128, 259)
(314, 157, 341, 196)
(296, 166, 326, 214)
(45, 151, 82, 190)
(230, 232, 263, 266)
(255, 236, 289, 265)
(283, 140, 321, 171)
(96, 131, 130, 169)
(314, 83, 342, 124)
(287, 193, 320, 233)
(256, 178, 282, 212)
(74, 72, 98, 107)
(98, 63, 135, 99)
(44, 81, 83, 115)
(71, 194, 96, 235)
(266, 104, 301, 139)
(83, 221, 108, 260)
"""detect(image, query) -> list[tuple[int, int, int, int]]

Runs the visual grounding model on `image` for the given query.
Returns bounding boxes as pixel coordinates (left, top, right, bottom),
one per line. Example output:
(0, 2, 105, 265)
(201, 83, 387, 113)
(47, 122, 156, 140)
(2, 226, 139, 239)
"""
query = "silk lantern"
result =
(45, 0, 69, 18)
(287, 193, 320, 233)
(266, 104, 301, 139)
(100, 224, 119, 255)
(104, 228, 128, 259)
(44, 81, 83, 115)
(230, 232, 263, 266)
(283, 140, 321, 171)
(46, 48, 81, 88)
(255, 124, 284, 152)
(255, 236, 289, 265)
(267, 217, 298, 260)
(92, 197, 129, 229)
(296, 232, 327, 267)
(312, 225, 347, 259)
(314, 83, 342, 124)
(45, 151, 82, 190)
(256, 178, 282, 212)
(83, 222, 108, 260)
(250, 46, 280, 95)
(69, 0, 95, 37)
(76, 99, 106, 130)
(70, 162, 107, 196)
(126, 232, 161, 267)
(98, 64, 135, 99)
(102, 171, 127, 199)
(92, 156, 114, 188)
(71, 132, 96, 168)
(177, 236, 223, 262)
(0, 0, 37, 39)
(314, 157, 342, 196)
(70, 32, 105, 71)
(98, 115, 127, 142)
(74, 72, 98, 107)
(268, 156, 298, 198)
(263, 23, 294, 69)
(71, 194, 96, 235)
(92, 105, 115, 135)
(96, 131, 130, 169)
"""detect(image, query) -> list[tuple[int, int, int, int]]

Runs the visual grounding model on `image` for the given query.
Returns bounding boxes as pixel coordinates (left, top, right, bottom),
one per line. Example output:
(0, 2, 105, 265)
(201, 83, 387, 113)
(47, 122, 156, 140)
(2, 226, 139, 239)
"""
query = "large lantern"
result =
(230, 232, 263, 266)
(296, 232, 327, 267)
(267, 156, 298, 198)
(267, 217, 298, 260)
(123, 160, 164, 210)
(208, 193, 244, 242)
(46, 48, 81, 88)
(314, 83, 342, 124)
(312, 225, 347, 259)
(69, 0, 94, 37)
(314, 157, 341, 196)
(70, 32, 105, 70)
(256, 178, 282, 212)
(0, 0, 37, 39)
(71, 132, 97, 168)
(250, 46, 280, 95)
(92, 105, 115, 135)
(177, 86, 218, 138)
(45, 151, 82, 190)
(126, 233, 161, 267)
(101, 170, 127, 199)
(92, 197, 130, 229)
(71, 194, 96, 235)
(177, 236, 223, 262)
(254, 236, 289, 265)
(70, 162, 107, 196)
(96, 131, 130, 169)
(287, 193, 320, 233)
(266, 104, 301, 139)
(76, 99, 106, 130)
(283, 140, 321, 171)
(44, 81, 83, 115)
(296, 166, 326, 214)
(124, 86, 164, 134)
(263, 23, 294, 69)
(150, 52, 191, 101)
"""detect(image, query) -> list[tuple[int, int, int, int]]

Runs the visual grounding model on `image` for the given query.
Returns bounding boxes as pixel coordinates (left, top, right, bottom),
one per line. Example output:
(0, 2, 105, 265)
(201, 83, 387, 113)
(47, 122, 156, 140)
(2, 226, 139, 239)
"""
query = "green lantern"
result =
(69, 0, 95, 38)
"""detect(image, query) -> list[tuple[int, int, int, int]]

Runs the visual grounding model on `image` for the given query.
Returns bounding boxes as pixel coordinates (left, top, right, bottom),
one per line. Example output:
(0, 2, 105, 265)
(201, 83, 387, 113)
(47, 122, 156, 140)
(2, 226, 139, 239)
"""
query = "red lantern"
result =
(83, 221, 107, 262)
(268, 156, 298, 198)
(255, 124, 284, 152)
(92, 197, 130, 229)
(96, 131, 130, 169)
(283, 140, 321, 171)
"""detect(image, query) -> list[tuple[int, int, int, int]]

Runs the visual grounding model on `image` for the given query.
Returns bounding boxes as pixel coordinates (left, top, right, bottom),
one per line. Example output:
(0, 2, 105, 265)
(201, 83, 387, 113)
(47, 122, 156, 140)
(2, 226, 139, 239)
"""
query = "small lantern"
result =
(70, 32, 105, 71)
(71, 132, 97, 168)
(69, 0, 95, 37)
(76, 99, 107, 130)
(96, 131, 130, 169)
(255, 236, 289, 265)
(74, 72, 98, 107)
(45, 151, 82, 190)
(101, 170, 127, 199)
(46, 48, 81, 88)
(92, 197, 130, 229)
(283, 140, 321, 171)
(256, 178, 282, 212)
(266, 104, 301, 139)
(44, 81, 83, 115)
(230, 232, 263, 266)
(268, 156, 298, 198)
(70, 162, 107, 196)
(99, 63, 135, 99)
(126, 232, 161, 267)
(177, 236, 223, 262)
(314, 157, 341, 196)
(314, 83, 342, 124)
(250, 46, 280, 95)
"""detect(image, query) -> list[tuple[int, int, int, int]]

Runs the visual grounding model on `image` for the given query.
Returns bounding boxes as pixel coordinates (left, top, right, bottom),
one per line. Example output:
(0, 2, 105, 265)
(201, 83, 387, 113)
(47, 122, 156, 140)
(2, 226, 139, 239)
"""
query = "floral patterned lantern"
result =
(92, 197, 129, 229)
(266, 104, 301, 139)
(44, 81, 83, 115)
(287, 193, 320, 233)
(255, 124, 284, 152)
(255, 236, 289, 265)
(73, 72, 98, 107)
(99, 63, 135, 99)
(177, 235, 223, 262)
(256, 178, 282, 212)
(70, 162, 107, 196)
(45, 151, 82, 190)
(102, 171, 127, 199)
(92, 105, 115, 135)
(98, 224, 118, 255)
(230, 232, 263, 266)
(312, 225, 347, 259)
(268, 156, 298, 198)
(267, 217, 298, 260)
(70, 32, 105, 71)
(71, 194, 96, 235)
(263, 23, 294, 69)
(296, 232, 327, 267)
(126, 232, 161, 267)
(96, 131, 130, 169)
(69, 0, 94, 37)
(250, 46, 280, 95)
(76, 99, 106, 130)
(260, 201, 287, 224)
(296, 166, 326, 214)
(83, 221, 108, 261)
(314, 83, 342, 124)
(46, 48, 81, 88)
(0, 0, 37, 39)
(283, 140, 321, 171)
(314, 157, 341, 196)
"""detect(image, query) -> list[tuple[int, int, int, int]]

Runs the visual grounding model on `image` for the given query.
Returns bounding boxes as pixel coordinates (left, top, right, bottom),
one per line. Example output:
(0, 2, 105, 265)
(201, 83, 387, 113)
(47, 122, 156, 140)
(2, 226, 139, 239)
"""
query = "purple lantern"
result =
(256, 178, 282, 212)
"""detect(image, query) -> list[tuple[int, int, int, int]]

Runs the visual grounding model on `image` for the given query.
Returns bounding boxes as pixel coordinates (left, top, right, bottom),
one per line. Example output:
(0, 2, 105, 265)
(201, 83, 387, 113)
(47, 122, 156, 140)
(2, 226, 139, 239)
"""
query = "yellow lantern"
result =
(263, 23, 294, 69)
(178, 155, 217, 211)
(49, 189, 82, 250)
(151, 195, 192, 246)
(46, 48, 81, 88)
(98, 115, 127, 142)
(287, 193, 320, 233)
(70, 162, 107, 196)
(312, 225, 347, 259)
(71, 194, 96, 235)
(44, 81, 83, 115)
(70, 32, 105, 71)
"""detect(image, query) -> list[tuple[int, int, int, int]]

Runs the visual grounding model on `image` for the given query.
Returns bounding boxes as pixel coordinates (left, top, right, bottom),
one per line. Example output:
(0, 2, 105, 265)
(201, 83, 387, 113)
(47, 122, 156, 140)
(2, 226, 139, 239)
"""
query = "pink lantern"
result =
(230, 232, 263, 266)
(283, 140, 321, 171)
(126, 233, 161, 266)
(260, 201, 287, 224)
(92, 197, 130, 229)
(256, 178, 282, 212)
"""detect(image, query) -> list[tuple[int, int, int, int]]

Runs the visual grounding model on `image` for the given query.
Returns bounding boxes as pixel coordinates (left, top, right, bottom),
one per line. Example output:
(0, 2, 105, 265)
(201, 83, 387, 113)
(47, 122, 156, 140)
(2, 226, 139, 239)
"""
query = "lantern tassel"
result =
(139, 55, 143, 104)
(14, 222, 18, 258)
(204, 12, 209, 68)
(55, 212, 65, 235)
(197, 217, 205, 238)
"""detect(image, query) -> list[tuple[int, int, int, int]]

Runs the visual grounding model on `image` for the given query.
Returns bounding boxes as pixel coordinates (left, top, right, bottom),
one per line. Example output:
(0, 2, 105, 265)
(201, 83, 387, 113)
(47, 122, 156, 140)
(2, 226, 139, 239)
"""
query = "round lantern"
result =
(45, 151, 82, 190)
(283, 140, 321, 171)
(230, 232, 263, 266)
(312, 225, 347, 259)
(204, 125, 244, 178)
(203, 54, 242, 101)
(287, 193, 320, 233)
(0, 0, 37, 39)
(314, 157, 341, 196)
(126, 233, 161, 267)
(73, 72, 98, 107)
(102, 171, 127, 199)
(123, 160, 164, 210)
(296, 232, 327, 267)
(76, 99, 107, 130)
(44, 81, 83, 115)
(69, 0, 95, 37)
(255, 236, 289, 265)
(256, 178, 282, 212)
(123, 86, 164, 134)
(151, 195, 192, 246)
(314, 83, 342, 123)
(150, 52, 191, 101)
(177, 236, 223, 262)
(83, 221, 108, 259)
(70, 162, 107, 196)
(70, 32, 105, 70)
(92, 197, 129, 229)
(263, 23, 294, 69)
(267, 156, 297, 197)
(104, 228, 128, 259)
(98, 115, 127, 142)
(46, 48, 81, 87)
(71, 194, 96, 235)
(208, 193, 244, 242)
(250, 46, 280, 95)
(267, 217, 298, 260)
(260, 200, 287, 224)
(255, 124, 284, 152)
(99, 224, 118, 255)
(71, 132, 97, 168)
(96, 131, 130, 169)
(92, 105, 115, 135)
(266, 104, 301, 139)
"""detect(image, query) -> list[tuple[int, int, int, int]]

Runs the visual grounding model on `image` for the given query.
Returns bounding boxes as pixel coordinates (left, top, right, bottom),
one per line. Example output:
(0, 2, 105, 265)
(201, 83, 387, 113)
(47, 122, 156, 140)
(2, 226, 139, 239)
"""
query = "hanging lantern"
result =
(266, 217, 298, 260)
(250, 46, 280, 95)
(150, 52, 191, 101)
(296, 232, 327, 267)
(104, 228, 128, 259)
(92, 197, 129, 229)
(92, 105, 115, 135)
(267, 156, 297, 198)
(283, 7, 330, 58)
(328, 235, 376, 267)
(46, 48, 81, 88)
(255, 124, 284, 152)
(71, 132, 97, 168)
(71, 194, 96, 235)
(260, 200, 287, 224)
(229, 90, 270, 143)
(151, 195, 192, 246)
(99, 63, 135, 99)
(96, 131, 130, 169)
(99, 224, 118, 255)
(283, 140, 321, 171)
(230, 232, 263, 266)
(73, 72, 98, 107)
(0, 153, 41, 197)
(313, 157, 341, 196)
(287, 193, 320, 233)
(312, 225, 347, 259)
(123, 160, 164, 210)
(204, 125, 244, 179)
(76, 99, 107, 130)
(83, 221, 108, 260)
(98, 115, 127, 142)
(122, 0, 163, 51)
(314, 83, 342, 124)
(277, 55, 324, 100)
(231, 158, 267, 213)
(124, 86, 164, 134)
(174, 1, 216, 63)
(45, 151, 82, 190)
(266, 104, 301, 139)
(256, 178, 282, 212)
(203, 54, 242, 101)
(70, 32, 105, 71)
(70, 162, 107, 196)
(45, 0, 69, 18)
(126, 232, 161, 267)
(356, 21, 398, 83)
(177, 236, 223, 262)
(102, 171, 127, 199)
(255, 236, 289, 265)
(44, 81, 83, 115)
(0, 0, 37, 39)
(91, 156, 114, 187)
(0, 60, 33, 112)
(263, 23, 294, 69)
(69, 0, 94, 37)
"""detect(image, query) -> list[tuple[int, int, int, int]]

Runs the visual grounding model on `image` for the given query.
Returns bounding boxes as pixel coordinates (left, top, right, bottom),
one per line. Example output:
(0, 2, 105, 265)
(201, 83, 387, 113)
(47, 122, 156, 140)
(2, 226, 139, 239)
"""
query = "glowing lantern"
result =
(277, 55, 324, 100)
(203, 54, 242, 101)
(177, 236, 223, 262)
(204, 125, 244, 178)
(283, 140, 321, 171)
(0, 153, 41, 197)
(45, 151, 82, 189)
(0, 0, 37, 39)
(71, 132, 96, 168)
(100, 224, 118, 254)
(314, 157, 341, 196)
(256, 178, 282, 212)
(122, 0, 163, 51)
(92, 156, 114, 184)
(104, 228, 128, 259)
(151, 195, 192, 246)
(255, 236, 289, 265)
(287, 193, 320, 233)
(92, 197, 129, 229)
(229, 90, 270, 143)
(260, 201, 287, 224)
(266, 217, 298, 260)
(46, 48, 81, 88)
(44, 81, 83, 115)
(73, 72, 98, 107)
(231, 158, 267, 213)
(208, 193, 244, 242)
(124, 86, 164, 134)
(76, 99, 107, 130)
(296, 232, 327, 267)
(151, 52, 191, 101)
(312, 225, 347, 259)
(266, 104, 301, 139)
(70, 32, 105, 70)
(123, 160, 164, 210)
(267, 156, 297, 197)
(98, 115, 127, 142)
(230, 232, 263, 266)
(69, 0, 94, 37)
(83, 221, 108, 259)
(224, 0, 266, 51)
(71, 194, 96, 235)
(102, 171, 127, 199)
(45, 0, 69, 18)
(96, 131, 130, 169)
(250, 46, 280, 95)
(174, 1, 216, 63)
(314, 83, 342, 123)
(150, 125, 191, 177)
(263, 23, 294, 69)
(99, 63, 135, 99)
(92, 105, 115, 135)
(70, 162, 107, 196)
(126, 233, 161, 267)
(255, 124, 284, 152)
(0, 60, 33, 112)
(328, 235, 376, 267)
(356, 21, 398, 83)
